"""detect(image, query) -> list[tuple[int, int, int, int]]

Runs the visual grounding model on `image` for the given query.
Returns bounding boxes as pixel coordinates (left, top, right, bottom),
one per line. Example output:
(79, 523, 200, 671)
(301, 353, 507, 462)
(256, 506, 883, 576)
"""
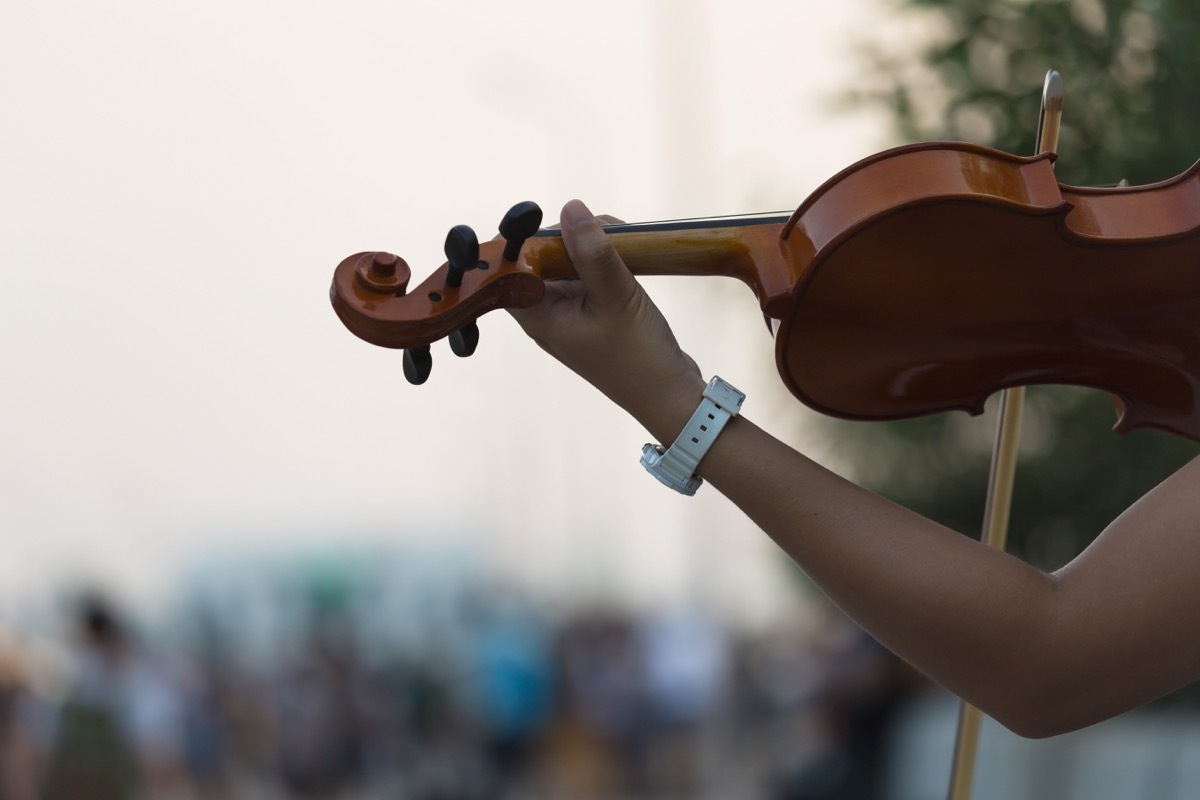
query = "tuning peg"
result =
(444, 225, 481, 288)
(449, 321, 480, 357)
(403, 346, 433, 385)
(499, 201, 543, 262)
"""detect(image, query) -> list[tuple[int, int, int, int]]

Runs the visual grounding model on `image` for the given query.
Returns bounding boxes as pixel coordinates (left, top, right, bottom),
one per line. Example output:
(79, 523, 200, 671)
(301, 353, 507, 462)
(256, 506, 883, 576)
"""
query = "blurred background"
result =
(2, 0, 1200, 798)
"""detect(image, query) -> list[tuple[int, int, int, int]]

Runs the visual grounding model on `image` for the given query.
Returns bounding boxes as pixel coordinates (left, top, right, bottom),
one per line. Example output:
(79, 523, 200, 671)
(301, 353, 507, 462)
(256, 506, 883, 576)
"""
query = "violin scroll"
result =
(330, 202, 551, 384)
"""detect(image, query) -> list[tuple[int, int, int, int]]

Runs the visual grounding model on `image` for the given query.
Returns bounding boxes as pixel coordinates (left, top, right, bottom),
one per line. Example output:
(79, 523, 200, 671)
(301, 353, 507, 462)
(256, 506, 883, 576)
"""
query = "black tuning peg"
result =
(403, 346, 433, 385)
(499, 201, 543, 262)
(449, 321, 480, 357)
(444, 225, 481, 288)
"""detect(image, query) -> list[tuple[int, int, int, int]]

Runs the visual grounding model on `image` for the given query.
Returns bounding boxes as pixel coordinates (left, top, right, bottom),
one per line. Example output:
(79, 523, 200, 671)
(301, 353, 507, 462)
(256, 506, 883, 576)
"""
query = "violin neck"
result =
(523, 214, 794, 308)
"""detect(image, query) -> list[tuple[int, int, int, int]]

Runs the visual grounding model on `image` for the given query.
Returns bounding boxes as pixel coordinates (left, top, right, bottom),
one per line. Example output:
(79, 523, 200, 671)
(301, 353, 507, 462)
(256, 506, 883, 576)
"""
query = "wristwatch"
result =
(640, 376, 745, 495)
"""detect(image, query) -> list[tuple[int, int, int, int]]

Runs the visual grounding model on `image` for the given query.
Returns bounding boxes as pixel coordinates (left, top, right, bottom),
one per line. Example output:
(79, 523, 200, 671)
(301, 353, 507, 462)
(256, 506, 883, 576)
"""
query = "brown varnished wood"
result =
(329, 222, 795, 348)
(776, 142, 1200, 440)
(330, 140, 1200, 441)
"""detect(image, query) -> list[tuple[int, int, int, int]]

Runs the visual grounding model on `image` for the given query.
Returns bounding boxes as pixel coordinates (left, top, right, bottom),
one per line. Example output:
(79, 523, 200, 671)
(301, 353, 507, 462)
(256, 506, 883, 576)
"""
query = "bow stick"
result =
(945, 68, 1065, 800)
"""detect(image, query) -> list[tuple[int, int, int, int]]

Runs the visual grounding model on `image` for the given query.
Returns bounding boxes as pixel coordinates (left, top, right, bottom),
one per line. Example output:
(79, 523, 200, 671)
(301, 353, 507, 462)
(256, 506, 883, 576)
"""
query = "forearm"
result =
(638, 385, 1064, 735)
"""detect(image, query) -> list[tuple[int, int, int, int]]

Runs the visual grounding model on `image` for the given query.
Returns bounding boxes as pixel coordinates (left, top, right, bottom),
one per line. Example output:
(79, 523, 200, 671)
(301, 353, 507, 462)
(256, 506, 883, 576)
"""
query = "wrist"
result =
(640, 376, 745, 495)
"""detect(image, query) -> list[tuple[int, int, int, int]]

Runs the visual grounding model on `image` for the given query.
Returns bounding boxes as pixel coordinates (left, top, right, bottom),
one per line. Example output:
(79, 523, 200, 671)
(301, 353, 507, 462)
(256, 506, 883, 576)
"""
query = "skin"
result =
(509, 199, 1200, 739)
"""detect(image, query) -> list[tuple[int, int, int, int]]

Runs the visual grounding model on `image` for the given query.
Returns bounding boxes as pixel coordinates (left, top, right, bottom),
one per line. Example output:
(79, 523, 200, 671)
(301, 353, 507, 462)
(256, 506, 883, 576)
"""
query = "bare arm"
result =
(698, 413, 1200, 737)
(510, 201, 1200, 738)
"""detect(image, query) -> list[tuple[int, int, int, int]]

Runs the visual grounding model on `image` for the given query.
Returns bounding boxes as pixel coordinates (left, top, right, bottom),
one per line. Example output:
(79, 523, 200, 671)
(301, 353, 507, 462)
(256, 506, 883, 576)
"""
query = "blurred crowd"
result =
(0, 580, 924, 800)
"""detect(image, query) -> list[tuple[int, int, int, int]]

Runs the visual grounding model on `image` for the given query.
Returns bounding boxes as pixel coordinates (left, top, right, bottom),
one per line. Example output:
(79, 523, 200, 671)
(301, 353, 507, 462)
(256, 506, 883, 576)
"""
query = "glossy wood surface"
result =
(330, 140, 1200, 441)
(329, 222, 794, 347)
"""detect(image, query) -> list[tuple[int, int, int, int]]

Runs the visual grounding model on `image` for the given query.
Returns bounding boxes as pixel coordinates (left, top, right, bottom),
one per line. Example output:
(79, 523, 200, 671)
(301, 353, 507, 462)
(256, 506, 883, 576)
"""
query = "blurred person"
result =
(0, 631, 39, 800)
(541, 612, 644, 797)
(730, 623, 834, 794)
(637, 609, 728, 795)
(813, 627, 916, 800)
(42, 594, 192, 800)
(469, 599, 554, 798)
(769, 613, 920, 800)
(506, 200, 1200, 739)
(365, 647, 493, 800)
(274, 608, 366, 800)
(176, 657, 236, 800)
(171, 608, 238, 799)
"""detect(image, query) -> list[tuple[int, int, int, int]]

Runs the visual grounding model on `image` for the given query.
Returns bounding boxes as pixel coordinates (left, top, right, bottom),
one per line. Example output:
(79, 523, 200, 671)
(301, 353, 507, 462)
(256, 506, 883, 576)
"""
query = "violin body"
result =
(778, 142, 1200, 440)
(330, 141, 1200, 441)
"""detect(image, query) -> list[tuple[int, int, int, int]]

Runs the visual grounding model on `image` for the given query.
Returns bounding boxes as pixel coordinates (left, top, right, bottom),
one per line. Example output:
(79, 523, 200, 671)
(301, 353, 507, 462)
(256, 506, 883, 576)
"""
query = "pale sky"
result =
(1, 0, 902, 620)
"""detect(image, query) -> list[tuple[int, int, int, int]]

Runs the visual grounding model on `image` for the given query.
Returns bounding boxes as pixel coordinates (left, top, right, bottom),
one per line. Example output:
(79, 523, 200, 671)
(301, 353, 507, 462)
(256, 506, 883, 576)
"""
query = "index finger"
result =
(560, 199, 639, 312)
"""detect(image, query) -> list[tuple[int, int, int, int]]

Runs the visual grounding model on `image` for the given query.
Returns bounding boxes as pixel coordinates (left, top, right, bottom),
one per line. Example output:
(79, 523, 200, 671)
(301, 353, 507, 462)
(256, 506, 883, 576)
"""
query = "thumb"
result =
(560, 199, 638, 311)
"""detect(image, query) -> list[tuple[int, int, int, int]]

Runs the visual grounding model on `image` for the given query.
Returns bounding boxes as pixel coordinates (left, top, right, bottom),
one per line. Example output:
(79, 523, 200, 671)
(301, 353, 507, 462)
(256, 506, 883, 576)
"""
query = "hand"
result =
(508, 200, 706, 442)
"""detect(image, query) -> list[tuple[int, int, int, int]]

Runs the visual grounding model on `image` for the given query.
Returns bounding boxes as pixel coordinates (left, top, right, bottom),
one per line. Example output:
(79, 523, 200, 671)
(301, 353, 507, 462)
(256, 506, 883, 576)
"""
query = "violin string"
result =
(532, 211, 791, 236)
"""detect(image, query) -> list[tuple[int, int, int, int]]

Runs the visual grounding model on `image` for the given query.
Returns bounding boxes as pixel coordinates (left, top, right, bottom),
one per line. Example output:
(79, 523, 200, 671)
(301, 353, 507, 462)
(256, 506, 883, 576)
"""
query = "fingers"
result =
(560, 199, 639, 312)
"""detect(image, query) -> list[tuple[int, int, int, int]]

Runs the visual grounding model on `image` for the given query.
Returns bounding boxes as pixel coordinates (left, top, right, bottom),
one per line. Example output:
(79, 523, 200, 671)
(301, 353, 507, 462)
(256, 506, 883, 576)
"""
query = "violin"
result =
(329, 140, 1200, 442)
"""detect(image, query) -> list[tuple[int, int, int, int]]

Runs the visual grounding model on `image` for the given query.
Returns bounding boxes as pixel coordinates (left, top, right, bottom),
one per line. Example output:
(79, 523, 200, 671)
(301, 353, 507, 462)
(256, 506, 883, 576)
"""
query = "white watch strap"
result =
(641, 376, 744, 495)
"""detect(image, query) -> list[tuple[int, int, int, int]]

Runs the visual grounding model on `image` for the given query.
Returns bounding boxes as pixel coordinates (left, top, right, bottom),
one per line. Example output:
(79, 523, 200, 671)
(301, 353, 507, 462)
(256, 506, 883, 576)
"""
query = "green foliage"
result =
(858, 0, 1200, 186)
(835, 0, 1200, 568)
